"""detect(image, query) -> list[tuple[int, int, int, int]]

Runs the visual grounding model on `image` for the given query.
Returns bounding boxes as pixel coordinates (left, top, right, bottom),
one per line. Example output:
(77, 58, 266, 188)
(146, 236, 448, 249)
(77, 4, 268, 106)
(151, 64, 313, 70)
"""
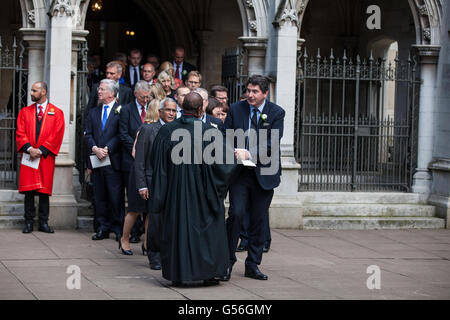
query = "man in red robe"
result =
(16, 81, 65, 234)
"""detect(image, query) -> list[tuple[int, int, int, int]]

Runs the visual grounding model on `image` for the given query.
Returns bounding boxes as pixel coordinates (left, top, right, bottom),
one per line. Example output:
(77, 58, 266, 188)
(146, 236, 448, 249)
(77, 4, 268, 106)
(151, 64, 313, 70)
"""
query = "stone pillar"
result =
(271, 6, 301, 197)
(20, 29, 46, 106)
(411, 45, 440, 195)
(239, 37, 268, 76)
(47, 0, 77, 228)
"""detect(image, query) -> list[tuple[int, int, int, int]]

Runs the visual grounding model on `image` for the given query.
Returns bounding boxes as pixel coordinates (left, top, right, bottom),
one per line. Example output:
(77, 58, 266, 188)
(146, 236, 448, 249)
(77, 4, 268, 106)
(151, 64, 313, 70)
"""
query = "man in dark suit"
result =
(222, 75, 285, 281)
(134, 97, 177, 270)
(173, 46, 196, 83)
(125, 49, 143, 90)
(85, 79, 124, 241)
(85, 61, 133, 119)
(119, 80, 151, 247)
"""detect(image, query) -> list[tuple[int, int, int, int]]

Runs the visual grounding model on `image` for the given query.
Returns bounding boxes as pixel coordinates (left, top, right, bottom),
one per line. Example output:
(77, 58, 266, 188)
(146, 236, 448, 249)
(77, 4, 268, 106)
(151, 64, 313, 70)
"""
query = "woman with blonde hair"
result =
(150, 83, 166, 102)
(159, 61, 183, 89)
(157, 70, 176, 99)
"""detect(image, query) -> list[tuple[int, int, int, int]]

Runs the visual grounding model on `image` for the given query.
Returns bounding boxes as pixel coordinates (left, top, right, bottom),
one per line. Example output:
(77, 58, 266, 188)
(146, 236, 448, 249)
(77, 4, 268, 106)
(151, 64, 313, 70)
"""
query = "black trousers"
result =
(226, 169, 274, 269)
(24, 191, 49, 224)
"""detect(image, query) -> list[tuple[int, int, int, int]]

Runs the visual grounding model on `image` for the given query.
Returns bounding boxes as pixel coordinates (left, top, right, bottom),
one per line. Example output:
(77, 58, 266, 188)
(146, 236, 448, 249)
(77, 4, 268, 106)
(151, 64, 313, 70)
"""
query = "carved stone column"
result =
(47, 0, 77, 228)
(239, 36, 268, 76)
(20, 28, 46, 105)
(411, 44, 440, 195)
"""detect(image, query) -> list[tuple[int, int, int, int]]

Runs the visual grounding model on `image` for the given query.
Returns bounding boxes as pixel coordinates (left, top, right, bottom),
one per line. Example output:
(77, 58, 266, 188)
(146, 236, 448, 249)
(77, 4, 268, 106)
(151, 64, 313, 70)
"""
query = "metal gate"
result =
(75, 42, 89, 187)
(295, 48, 420, 192)
(221, 47, 247, 105)
(0, 37, 28, 189)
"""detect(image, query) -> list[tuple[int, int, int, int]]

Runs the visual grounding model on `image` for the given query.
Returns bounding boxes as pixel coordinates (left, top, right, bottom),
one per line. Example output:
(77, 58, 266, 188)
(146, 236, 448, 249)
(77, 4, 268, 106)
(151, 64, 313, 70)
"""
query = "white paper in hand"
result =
(235, 148, 257, 167)
(90, 154, 111, 169)
(21, 153, 40, 170)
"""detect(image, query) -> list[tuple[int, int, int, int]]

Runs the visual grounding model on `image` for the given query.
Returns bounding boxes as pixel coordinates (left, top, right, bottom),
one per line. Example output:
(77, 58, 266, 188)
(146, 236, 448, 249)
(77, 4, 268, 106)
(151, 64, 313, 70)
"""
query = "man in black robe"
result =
(149, 92, 238, 286)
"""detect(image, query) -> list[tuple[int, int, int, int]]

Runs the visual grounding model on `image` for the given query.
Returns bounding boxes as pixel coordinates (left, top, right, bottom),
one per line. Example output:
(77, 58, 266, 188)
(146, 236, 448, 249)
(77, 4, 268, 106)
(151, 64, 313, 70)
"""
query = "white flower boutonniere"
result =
(210, 123, 218, 129)
(182, 70, 188, 76)
(115, 105, 122, 115)
(260, 114, 268, 122)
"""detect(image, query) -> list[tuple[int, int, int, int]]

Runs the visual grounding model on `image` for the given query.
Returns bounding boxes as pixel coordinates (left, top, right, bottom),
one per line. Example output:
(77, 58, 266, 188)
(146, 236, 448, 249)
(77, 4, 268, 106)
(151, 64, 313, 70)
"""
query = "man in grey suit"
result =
(134, 97, 177, 270)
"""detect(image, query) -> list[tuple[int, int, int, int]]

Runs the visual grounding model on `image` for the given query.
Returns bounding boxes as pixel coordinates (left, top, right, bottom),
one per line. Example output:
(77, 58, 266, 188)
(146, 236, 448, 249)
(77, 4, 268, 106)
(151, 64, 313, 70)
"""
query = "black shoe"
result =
(150, 261, 161, 270)
(129, 235, 140, 243)
(92, 230, 109, 240)
(38, 223, 54, 233)
(22, 222, 33, 234)
(236, 241, 248, 252)
(119, 239, 133, 255)
(217, 265, 233, 281)
(171, 281, 182, 287)
(245, 266, 268, 280)
(203, 278, 220, 286)
(263, 244, 270, 253)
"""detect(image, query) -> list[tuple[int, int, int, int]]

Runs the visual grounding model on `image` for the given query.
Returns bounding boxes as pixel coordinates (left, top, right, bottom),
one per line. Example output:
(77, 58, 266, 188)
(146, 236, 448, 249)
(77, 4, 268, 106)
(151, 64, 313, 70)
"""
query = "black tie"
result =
(247, 109, 258, 152)
(133, 67, 138, 85)
(251, 109, 258, 130)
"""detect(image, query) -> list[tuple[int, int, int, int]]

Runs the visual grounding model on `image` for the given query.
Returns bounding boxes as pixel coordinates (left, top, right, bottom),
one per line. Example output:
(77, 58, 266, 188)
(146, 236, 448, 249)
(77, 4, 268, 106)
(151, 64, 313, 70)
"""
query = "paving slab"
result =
(0, 229, 449, 300)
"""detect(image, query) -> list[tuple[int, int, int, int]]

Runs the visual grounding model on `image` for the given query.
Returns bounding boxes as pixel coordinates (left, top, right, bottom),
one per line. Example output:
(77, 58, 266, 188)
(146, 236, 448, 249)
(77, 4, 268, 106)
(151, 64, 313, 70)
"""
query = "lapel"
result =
(99, 102, 118, 136)
(95, 104, 103, 138)
(132, 101, 143, 127)
(242, 101, 251, 132)
(258, 101, 272, 129)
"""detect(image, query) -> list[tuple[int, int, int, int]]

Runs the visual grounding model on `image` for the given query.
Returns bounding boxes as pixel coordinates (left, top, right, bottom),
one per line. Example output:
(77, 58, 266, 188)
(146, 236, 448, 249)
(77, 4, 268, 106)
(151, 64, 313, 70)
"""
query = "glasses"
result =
(136, 95, 150, 101)
(187, 81, 200, 85)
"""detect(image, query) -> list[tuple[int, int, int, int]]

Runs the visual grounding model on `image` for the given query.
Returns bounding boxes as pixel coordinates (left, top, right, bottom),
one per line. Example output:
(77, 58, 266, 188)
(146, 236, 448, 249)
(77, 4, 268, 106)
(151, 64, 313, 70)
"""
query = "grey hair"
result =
(193, 88, 208, 99)
(100, 79, 119, 97)
(134, 80, 151, 94)
(160, 97, 176, 110)
(106, 61, 123, 76)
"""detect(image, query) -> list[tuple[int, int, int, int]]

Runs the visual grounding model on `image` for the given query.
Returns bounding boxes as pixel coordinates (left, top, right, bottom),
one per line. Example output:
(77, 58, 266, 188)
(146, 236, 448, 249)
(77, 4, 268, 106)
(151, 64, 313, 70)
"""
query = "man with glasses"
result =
(186, 71, 202, 91)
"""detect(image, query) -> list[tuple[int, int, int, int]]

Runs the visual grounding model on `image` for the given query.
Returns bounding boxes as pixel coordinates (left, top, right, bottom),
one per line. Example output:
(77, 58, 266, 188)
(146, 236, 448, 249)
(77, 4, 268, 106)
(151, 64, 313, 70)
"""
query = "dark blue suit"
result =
(85, 102, 124, 235)
(205, 114, 224, 132)
(224, 99, 284, 270)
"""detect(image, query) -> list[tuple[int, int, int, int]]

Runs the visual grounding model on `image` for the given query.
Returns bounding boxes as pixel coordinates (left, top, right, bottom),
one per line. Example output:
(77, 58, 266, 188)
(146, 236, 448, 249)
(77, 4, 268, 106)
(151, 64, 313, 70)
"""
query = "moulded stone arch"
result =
(237, 0, 270, 38)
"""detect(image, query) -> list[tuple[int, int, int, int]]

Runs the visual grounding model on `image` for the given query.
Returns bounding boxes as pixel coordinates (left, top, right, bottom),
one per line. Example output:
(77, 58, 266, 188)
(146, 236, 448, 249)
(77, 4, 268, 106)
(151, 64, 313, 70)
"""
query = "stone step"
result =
(297, 192, 426, 205)
(0, 190, 24, 202)
(303, 204, 436, 217)
(77, 216, 93, 230)
(303, 216, 446, 230)
(0, 202, 24, 216)
(0, 216, 24, 229)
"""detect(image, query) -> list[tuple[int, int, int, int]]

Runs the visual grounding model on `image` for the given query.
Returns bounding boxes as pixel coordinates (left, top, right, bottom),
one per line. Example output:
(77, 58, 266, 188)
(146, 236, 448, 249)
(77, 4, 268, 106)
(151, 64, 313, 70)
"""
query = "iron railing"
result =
(0, 36, 27, 189)
(295, 48, 420, 192)
(222, 47, 247, 105)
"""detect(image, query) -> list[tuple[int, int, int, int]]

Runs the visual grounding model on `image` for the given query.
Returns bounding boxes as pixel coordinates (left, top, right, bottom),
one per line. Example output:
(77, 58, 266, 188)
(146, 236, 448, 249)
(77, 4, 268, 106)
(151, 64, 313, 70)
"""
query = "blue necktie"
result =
(102, 105, 108, 131)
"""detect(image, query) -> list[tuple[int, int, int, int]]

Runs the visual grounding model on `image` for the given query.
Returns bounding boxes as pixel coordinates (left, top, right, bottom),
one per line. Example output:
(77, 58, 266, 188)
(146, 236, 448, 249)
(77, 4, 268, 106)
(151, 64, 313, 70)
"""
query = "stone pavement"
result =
(0, 228, 449, 300)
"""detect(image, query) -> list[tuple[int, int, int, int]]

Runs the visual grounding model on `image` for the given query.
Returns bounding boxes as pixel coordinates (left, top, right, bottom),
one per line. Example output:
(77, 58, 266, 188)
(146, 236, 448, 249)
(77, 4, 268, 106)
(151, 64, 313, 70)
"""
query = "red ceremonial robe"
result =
(16, 103, 65, 195)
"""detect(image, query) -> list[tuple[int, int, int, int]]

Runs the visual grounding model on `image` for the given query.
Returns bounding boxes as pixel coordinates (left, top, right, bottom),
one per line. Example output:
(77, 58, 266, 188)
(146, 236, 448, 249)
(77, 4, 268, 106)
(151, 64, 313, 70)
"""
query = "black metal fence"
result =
(222, 47, 247, 105)
(295, 48, 420, 192)
(0, 37, 27, 189)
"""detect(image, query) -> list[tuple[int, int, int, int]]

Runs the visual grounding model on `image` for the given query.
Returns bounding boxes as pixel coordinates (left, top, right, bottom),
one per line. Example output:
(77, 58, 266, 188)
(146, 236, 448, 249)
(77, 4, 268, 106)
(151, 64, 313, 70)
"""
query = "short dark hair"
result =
(246, 75, 270, 93)
(206, 96, 222, 115)
(182, 92, 203, 113)
(210, 85, 228, 98)
(129, 48, 142, 56)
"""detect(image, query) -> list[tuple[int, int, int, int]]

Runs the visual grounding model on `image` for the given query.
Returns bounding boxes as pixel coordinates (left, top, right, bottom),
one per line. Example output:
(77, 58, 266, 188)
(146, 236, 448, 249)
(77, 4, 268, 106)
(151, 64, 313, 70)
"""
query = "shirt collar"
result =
(37, 100, 48, 110)
(250, 100, 266, 114)
(201, 113, 206, 122)
(159, 119, 166, 126)
(135, 99, 146, 110)
(104, 100, 115, 109)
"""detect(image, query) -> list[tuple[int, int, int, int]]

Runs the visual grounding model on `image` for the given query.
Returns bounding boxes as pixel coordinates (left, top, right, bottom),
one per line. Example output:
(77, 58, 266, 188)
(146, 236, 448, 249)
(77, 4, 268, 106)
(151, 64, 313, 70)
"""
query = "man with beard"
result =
(16, 81, 65, 234)
(149, 92, 238, 286)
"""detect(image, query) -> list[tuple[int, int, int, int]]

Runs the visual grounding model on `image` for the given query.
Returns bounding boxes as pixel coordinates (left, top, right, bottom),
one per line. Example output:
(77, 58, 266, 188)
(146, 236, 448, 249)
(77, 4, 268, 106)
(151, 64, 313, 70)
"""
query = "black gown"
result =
(149, 115, 238, 282)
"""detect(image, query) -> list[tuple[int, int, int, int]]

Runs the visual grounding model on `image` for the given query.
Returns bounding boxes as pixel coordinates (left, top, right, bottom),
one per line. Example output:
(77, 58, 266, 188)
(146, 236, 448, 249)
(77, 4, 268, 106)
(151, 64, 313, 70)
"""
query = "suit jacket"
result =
(85, 102, 122, 171)
(85, 82, 133, 119)
(125, 65, 142, 89)
(224, 100, 285, 190)
(205, 114, 224, 132)
(119, 101, 144, 171)
(174, 61, 196, 82)
(134, 121, 163, 192)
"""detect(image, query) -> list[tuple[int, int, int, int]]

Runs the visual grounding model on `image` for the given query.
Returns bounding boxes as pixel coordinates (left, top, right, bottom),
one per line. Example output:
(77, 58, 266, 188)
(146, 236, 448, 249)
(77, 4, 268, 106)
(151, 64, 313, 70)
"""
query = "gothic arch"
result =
(237, 0, 270, 38)
(296, 0, 443, 46)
